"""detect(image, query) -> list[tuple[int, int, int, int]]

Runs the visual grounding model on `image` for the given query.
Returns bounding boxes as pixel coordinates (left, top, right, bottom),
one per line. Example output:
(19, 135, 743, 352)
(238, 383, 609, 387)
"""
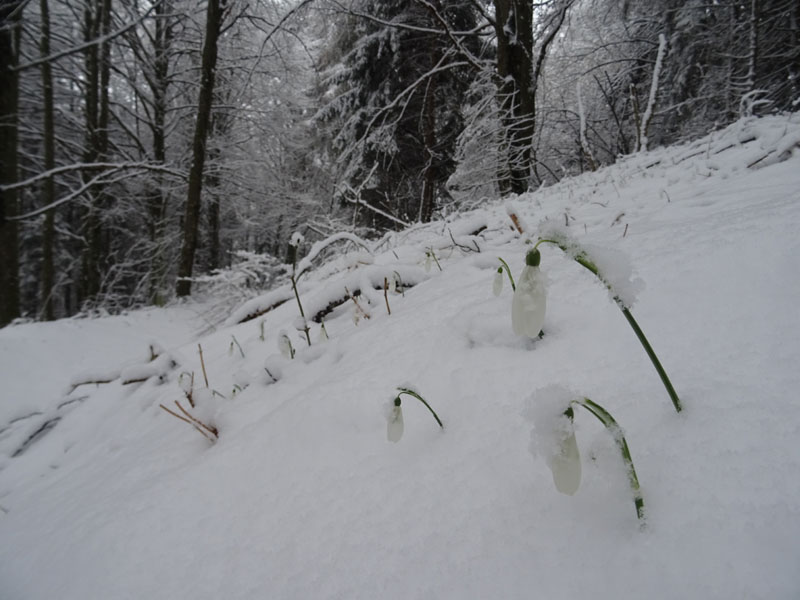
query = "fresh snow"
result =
(1, 114, 799, 599)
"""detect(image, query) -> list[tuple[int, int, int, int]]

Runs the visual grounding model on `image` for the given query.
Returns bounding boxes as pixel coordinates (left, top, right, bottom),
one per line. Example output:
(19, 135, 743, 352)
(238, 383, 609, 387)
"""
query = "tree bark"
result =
(0, 0, 23, 326)
(492, 0, 571, 195)
(147, 0, 172, 304)
(40, 0, 56, 320)
(419, 28, 439, 223)
(80, 0, 112, 303)
(176, 0, 226, 297)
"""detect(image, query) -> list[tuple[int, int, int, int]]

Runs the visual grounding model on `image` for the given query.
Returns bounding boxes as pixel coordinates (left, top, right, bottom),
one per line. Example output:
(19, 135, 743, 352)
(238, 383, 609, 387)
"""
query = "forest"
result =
(0, 0, 797, 325)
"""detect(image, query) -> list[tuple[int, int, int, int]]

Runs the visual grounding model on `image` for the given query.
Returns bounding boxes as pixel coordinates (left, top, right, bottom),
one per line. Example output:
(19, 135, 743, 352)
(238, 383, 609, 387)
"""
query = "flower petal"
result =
(387, 405, 404, 442)
(550, 430, 581, 496)
(512, 265, 547, 338)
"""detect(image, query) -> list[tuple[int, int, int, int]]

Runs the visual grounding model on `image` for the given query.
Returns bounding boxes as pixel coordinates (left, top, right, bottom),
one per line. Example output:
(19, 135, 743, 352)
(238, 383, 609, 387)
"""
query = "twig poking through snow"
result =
(198, 344, 209, 388)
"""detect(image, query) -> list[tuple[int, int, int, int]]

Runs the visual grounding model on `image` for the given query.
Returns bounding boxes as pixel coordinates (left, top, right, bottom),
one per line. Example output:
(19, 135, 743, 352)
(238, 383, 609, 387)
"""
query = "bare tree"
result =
(39, 0, 56, 320)
(0, 0, 23, 326)
(176, 0, 229, 297)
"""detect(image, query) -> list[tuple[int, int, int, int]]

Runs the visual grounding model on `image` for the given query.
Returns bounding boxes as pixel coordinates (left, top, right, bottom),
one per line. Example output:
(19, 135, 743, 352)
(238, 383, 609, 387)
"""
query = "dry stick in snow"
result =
(508, 212, 524, 234)
(198, 344, 209, 387)
(345, 287, 370, 321)
(159, 404, 216, 442)
(174, 401, 218, 438)
(384, 278, 391, 315)
(68, 377, 117, 394)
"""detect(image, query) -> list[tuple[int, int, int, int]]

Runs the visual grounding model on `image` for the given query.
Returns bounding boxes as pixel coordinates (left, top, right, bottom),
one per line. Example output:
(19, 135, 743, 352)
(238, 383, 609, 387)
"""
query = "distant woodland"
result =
(0, 0, 797, 324)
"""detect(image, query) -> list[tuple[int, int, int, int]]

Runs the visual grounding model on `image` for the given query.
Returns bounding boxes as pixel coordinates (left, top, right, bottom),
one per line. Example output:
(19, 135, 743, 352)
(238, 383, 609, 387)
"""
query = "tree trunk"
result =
(0, 0, 23, 326)
(419, 32, 439, 223)
(80, 0, 112, 303)
(791, 1, 799, 103)
(493, 0, 551, 195)
(176, 0, 226, 297)
(147, 0, 172, 304)
(40, 0, 56, 320)
(746, 0, 759, 96)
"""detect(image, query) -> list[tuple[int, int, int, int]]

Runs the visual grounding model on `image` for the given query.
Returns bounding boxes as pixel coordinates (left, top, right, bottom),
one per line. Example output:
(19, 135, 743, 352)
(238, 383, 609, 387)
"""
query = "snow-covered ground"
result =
(1, 114, 799, 599)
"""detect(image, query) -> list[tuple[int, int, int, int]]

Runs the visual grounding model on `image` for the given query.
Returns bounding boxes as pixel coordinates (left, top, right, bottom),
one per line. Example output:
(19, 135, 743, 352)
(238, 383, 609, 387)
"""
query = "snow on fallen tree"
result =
(295, 232, 373, 280)
(302, 264, 429, 323)
(120, 352, 179, 385)
(226, 285, 297, 326)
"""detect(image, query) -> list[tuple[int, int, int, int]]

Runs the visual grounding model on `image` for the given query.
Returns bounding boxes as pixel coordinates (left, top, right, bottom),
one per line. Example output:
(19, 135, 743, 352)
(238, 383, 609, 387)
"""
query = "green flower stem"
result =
(230, 335, 245, 358)
(396, 387, 444, 429)
(289, 250, 312, 348)
(535, 238, 682, 413)
(428, 248, 443, 271)
(497, 257, 516, 291)
(290, 274, 312, 347)
(572, 397, 645, 524)
(619, 307, 681, 412)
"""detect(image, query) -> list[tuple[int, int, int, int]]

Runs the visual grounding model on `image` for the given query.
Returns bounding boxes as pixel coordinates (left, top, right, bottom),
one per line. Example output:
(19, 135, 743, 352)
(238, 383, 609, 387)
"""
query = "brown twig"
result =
(198, 344, 209, 388)
(159, 404, 216, 442)
(623, 223, 629, 238)
(182, 372, 195, 408)
(345, 287, 371, 321)
(508, 212, 524, 234)
(383, 278, 391, 315)
(174, 400, 218, 438)
(68, 378, 116, 394)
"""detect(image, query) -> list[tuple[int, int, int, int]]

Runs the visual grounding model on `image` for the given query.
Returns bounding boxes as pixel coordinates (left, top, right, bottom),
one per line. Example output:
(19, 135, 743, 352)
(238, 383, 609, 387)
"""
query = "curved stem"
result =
(290, 272, 312, 347)
(572, 397, 645, 524)
(396, 387, 444, 429)
(428, 248, 443, 271)
(536, 238, 682, 413)
(497, 257, 516, 291)
(620, 307, 682, 412)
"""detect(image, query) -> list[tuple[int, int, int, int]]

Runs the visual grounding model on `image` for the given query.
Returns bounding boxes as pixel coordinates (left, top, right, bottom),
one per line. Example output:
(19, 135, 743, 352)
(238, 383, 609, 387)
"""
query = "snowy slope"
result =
(1, 114, 799, 600)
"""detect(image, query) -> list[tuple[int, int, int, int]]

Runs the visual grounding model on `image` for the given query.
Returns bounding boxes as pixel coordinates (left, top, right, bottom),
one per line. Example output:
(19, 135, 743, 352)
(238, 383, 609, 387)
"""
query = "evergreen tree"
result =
(316, 0, 480, 229)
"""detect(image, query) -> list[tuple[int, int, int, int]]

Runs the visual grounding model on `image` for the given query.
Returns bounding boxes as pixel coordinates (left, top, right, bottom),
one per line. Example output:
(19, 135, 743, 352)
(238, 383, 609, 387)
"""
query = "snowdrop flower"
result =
(178, 372, 193, 394)
(493, 267, 504, 296)
(386, 397, 404, 443)
(547, 414, 582, 496)
(424, 252, 432, 273)
(232, 369, 251, 390)
(278, 331, 295, 359)
(512, 248, 546, 338)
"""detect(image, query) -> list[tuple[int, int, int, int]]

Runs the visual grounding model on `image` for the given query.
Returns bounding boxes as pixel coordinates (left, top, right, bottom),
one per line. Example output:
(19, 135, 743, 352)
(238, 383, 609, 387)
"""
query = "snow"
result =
(1, 115, 800, 599)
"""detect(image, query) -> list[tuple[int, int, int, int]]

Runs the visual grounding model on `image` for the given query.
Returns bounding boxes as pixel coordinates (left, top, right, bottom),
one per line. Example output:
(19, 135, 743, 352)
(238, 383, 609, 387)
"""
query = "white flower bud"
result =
(548, 427, 582, 496)
(424, 253, 432, 273)
(278, 331, 294, 359)
(232, 369, 251, 389)
(512, 261, 546, 338)
(178, 372, 193, 394)
(493, 269, 504, 296)
(387, 399, 404, 443)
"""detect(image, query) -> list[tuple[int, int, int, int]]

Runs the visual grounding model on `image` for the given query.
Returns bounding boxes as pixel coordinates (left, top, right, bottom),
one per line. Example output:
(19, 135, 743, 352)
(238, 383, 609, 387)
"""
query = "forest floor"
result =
(1, 113, 799, 599)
